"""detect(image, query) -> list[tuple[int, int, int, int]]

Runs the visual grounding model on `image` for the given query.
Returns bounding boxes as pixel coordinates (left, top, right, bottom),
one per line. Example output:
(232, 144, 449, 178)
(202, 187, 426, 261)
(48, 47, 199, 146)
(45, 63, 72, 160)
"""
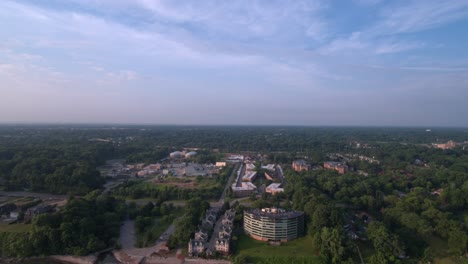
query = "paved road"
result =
(218, 163, 240, 204)
(206, 212, 223, 252)
(234, 163, 245, 188)
(120, 220, 136, 249)
(116, 220, 179, 264)
(0, 191, 67, 200)
(102, 179, 126, 195)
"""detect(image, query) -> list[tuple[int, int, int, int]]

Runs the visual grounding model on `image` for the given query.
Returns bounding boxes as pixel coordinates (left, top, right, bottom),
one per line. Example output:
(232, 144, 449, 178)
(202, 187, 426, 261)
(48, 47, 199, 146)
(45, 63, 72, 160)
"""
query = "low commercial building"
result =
(137, 170, 157, 177)
(245, 163, 256, 171)
(262, 164, 276, 171)
(215, 162, 227, 167)
(323, 161, 348, 174)
(226, 155, 244, 163)
(185, 151, 198, 158)
(169, 151, 185, 158)
(242, 171, 257, 182)
(434, 140, 457, 150)
(265, 183, 284, 194)
(144, 163, 162, 170)
(244, 208, 304, 242)
(231, 182, 257, 197)
(292, 160, 310, 172)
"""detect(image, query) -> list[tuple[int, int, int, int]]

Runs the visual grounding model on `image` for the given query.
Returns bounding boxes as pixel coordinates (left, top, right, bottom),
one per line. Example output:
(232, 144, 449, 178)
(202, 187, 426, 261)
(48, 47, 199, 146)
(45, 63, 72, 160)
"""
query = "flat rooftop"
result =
(266, 183, 283, 190)
(245, 208, 303, 219)
(242, 171, 257, 180)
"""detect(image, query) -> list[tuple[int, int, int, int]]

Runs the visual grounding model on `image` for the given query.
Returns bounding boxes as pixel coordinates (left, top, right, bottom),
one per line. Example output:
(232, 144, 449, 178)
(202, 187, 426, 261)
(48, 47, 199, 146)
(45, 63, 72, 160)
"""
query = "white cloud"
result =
(377, 0, 468, 34)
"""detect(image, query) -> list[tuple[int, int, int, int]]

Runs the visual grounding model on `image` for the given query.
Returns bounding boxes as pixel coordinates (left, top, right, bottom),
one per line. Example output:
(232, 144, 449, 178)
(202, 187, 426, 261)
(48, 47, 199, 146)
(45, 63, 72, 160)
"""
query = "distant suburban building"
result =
(169, 151, 185, 158)
(292, 160, 310, 172)
(323, 161, 348, 174)
(226, 155, 244, 163)
(185, 151, 198, 158)
(245, 163, 256, 171)
(215, 162, 227, 167)
(265, 183, 284, 194)
(434, 140, 457, 150)
(263, 164, 284, 181)
(9, 211, 19, 220)
(25, 204, 54, 221)
(144, 163, 162, 170)
(0, 203, 16, 215)
(431, 188, 444, 196)
(262, 164, 276, 171)
(244, 208, 304, 242)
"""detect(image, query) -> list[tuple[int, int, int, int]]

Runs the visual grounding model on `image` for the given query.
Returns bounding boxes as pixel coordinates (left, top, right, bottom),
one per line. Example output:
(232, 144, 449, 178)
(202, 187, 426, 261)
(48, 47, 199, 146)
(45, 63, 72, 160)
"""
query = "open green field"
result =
(136, 217, 173, 247)
(234, 234, 322, 263)
(0, 223, 32, 233)
(134, 176, 222, 190)
(427, 236, 450, 257)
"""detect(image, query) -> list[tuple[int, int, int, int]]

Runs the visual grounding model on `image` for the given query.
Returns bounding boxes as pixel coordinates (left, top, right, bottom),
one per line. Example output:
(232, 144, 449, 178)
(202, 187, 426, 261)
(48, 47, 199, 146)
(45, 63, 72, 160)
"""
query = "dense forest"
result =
(0, 192, 126, 257)
(1, 125, 465, 194)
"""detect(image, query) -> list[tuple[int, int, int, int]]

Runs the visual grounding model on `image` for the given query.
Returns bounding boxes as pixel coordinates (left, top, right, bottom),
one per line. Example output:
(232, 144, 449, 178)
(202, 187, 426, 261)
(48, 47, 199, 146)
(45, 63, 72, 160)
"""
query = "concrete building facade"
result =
(244, 208, 304, 242)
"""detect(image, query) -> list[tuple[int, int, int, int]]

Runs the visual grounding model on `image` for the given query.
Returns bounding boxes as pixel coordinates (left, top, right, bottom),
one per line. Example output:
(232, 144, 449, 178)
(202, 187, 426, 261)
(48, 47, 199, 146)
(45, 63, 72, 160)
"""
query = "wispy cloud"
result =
(318, 32, 366, 55)
(353, 0, 383, 6)
(1, 0, 468, 125)
(317, 0, 468, 58)
(377, 0, 468, 34)
(398, 66, 468, 72)
(374, 41, 423, 54)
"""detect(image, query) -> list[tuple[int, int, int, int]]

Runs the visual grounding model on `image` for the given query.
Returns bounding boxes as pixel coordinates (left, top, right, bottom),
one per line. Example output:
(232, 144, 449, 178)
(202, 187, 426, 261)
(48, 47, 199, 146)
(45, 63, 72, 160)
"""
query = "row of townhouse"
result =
(188, 208, 219, 257)
(213, 209, 236, 255)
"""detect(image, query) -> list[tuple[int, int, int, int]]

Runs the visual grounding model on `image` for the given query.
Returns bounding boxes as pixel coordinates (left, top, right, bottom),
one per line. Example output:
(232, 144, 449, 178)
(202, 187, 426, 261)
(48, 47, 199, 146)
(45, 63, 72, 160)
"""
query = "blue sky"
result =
(1, 0, 467, 126)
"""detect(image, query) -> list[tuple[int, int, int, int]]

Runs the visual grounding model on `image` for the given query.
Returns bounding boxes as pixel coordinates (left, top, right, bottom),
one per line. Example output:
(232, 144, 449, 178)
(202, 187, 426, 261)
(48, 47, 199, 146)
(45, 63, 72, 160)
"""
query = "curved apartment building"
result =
(243, 208, 304, 242)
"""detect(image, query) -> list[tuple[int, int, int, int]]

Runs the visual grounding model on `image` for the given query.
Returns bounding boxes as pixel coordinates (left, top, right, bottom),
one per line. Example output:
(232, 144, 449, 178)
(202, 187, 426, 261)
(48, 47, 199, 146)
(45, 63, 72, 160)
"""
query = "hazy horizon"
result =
(1, 0, 468, 127)
(1, 122, 468, 129)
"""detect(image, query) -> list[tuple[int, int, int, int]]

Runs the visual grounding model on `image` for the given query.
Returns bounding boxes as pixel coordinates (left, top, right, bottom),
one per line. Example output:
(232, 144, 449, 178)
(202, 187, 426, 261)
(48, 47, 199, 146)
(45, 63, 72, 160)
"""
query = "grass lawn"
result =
(427, 236, 450, 257)
(0, 223, 32, 233)
(120, 197, 161, 203)
(234, 234, 321, 263)
(354, 241, 374, 260)
(136, 208, 184, 248)
(433, 258, 457, 264)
